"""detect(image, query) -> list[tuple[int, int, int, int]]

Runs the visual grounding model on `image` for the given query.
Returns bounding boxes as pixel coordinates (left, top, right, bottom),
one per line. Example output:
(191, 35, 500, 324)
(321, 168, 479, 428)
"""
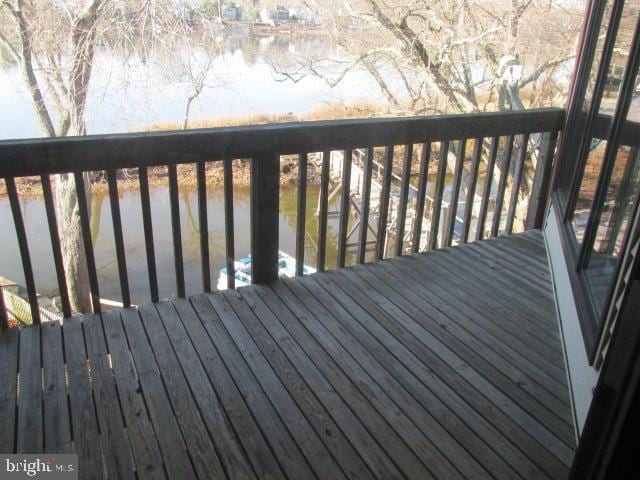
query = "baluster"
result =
(526, 131, 559, 230)
(224, 157, 236, 289)
(412, 142, 432, 253)
(7, 176, 41, 323)
(337, 148, 353, 268)
(168, 165, 185, 297)
(491, 136, 515, 237)
(295, 153, 308, 276)
(74, 172, 101, 314)
(428, 140, 449, 251)
(445, 139, 467, 247)
(376, 146, 394, 260)
(395, 144, 414, 257)
(357, 148, 373, 264)
(251, 153, 279, 284)
(107, 169, 131, 308)
(0, 284, 7, 329)
(196, 162, 211, 292)
(41, 174, 71, 317)
(316, 150, 330, 272)
(462, 138, 482, 243)
(138, 166, 159, 303)
(476, 137, 499, 241)
(506, 133, 531, 234)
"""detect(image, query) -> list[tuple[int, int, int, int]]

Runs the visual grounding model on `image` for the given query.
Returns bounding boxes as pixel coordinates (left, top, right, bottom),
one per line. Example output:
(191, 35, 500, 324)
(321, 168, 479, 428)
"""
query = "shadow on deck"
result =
(0, 231, 575, 479)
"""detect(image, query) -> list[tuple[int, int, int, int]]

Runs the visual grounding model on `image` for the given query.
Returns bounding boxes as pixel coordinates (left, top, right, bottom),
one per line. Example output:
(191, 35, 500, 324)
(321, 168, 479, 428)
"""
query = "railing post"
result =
(526, 130, 558, 230)
(251, 152, 280, 284)
(0, 285, 8, 329)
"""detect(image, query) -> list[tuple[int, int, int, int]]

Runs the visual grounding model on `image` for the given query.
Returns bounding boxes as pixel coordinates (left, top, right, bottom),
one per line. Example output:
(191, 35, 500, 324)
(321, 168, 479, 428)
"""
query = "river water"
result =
(0, 34, 435, 307)
(0, 181, 351, 304)
(0, 34, 395, 140)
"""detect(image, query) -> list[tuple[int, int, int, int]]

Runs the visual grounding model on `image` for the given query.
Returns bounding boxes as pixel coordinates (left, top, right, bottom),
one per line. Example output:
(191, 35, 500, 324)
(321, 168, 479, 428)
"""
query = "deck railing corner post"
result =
(251, 152, 280, 284)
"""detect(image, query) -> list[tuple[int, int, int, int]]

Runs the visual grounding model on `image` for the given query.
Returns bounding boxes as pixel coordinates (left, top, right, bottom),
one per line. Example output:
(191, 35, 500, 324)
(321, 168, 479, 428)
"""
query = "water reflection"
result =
(0, 34, 392, 140)
(0, 183, 345, 306)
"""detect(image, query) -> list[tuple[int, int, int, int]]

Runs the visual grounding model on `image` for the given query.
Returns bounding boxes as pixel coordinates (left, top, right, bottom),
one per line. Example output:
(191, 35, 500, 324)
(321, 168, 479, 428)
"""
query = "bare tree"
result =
(0, 0, 224, 313)
(273, 0, 582, 114)
(0, 0, 111, 312)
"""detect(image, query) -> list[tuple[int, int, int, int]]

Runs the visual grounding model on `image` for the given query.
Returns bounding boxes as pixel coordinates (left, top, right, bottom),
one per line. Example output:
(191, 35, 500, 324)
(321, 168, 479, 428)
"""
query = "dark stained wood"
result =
(395, 144, 414, 256)
(168, 164, 185, 297)
(491, 136, 515, 237)
(428, 140, 449, 250)
(138, 166, 159, 302)
(0, 286, 8, 329)
(337, 149, 353, 268)
(5, 177, 40, 324)
(357, 147, 373, 264)
(107, 169, 131, 307)
(41, 175, 71, 317)
(412, 142, 431, 253)
(506, 134, 530, 234)
(224, 157, 236, 289)
(197, 161, 211, 292)
(16, 324, 42, 453)
(251, 153, 280, 284)
(41, 321, 71, 453)
(462, 138, 482, 243)
(316, 150, 331, 272)
(376, 146, 394, 260)
(0, 109, 565, 177)
(6, 232, 574, 480)
(476, 136, 499, 241)
(74, 172, 101, 314)
(445, 139, 466, 246)
(0, 327, 18, 453)
(296, 153, 308, 276)
(527, 131, 559, 229)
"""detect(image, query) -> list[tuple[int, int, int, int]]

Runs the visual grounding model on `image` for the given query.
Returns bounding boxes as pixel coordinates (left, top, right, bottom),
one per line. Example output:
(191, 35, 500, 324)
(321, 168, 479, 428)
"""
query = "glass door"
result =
(553, 0, 640, 361)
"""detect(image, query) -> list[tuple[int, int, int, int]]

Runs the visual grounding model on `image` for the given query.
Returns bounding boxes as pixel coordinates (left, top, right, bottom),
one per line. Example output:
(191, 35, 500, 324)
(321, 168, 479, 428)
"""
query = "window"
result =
(552, 0, 640, 361)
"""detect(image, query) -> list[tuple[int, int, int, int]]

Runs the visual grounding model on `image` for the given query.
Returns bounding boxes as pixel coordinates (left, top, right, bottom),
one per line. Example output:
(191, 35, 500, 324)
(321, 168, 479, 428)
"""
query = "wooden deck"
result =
(0, 231, 575, 479)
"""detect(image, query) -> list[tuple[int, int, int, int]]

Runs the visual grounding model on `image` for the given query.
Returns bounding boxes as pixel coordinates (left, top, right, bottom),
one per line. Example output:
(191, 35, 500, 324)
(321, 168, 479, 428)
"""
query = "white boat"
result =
(217, 251, 316, 290)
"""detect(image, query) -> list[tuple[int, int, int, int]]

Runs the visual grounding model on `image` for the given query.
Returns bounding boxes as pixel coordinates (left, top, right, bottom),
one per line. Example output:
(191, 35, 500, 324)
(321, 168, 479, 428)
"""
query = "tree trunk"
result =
(55, 173, 92, 313)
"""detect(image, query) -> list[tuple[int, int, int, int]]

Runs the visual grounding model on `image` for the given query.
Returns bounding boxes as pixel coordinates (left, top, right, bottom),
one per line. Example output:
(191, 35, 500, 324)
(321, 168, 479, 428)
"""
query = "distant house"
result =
(275, 5, 289, 23)
(222, 4, 241, 21)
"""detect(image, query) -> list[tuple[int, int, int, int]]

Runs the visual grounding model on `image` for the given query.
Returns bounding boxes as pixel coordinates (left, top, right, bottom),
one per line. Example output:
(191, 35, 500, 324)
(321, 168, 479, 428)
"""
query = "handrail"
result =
(0, 109, 564, 177)
(0, 108, 565, 325)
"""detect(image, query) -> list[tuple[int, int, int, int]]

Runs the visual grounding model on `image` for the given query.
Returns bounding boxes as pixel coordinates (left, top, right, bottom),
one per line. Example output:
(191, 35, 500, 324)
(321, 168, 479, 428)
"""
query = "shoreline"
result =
(0, 158, 321, 199)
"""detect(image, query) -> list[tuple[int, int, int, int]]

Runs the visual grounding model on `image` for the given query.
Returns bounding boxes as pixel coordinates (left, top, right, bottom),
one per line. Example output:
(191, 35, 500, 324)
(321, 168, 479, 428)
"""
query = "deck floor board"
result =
(3, 231, 575, 479)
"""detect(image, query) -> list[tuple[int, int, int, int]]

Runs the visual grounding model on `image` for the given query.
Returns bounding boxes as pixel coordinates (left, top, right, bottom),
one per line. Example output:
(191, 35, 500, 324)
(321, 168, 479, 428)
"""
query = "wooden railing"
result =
(0, 108, 564, 325)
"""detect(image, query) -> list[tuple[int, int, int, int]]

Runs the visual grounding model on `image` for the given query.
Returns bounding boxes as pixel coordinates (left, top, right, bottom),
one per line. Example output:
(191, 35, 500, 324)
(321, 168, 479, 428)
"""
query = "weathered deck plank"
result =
(0, 328, 19, 454)
(41, 321, 71, 453)
(1, 231, 574, 479)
